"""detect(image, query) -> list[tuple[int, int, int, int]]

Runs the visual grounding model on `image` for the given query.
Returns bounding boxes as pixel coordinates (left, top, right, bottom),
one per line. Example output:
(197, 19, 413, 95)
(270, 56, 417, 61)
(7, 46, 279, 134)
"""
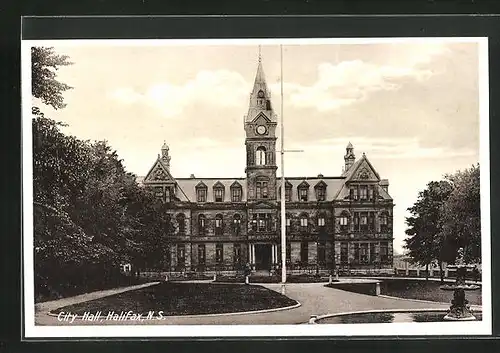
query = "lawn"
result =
(379, 279, 482, 305)
(51, 282, 298, 316)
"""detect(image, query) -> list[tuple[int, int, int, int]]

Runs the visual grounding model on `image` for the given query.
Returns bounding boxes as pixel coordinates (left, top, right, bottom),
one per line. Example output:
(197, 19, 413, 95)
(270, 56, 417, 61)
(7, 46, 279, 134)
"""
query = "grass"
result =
(51, 282, 298, 316)
(379, 279, 482, 305)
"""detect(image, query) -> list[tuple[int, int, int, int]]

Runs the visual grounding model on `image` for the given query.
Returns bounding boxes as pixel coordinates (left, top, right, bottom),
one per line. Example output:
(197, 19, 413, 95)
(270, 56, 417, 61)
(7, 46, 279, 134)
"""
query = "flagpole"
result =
(280, 44, 287, 294)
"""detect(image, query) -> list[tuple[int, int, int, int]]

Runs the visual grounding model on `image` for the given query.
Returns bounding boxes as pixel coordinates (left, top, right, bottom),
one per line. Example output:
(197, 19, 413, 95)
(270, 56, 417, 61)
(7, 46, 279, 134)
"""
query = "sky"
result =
(27, 39, 484, 254)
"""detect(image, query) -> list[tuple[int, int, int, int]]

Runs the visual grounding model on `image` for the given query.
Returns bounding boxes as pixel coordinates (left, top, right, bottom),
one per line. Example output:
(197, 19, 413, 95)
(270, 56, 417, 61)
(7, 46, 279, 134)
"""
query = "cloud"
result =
(272, 44, 449, 112)
(288, 137, 476, 160)
(108, 69, 249, 117)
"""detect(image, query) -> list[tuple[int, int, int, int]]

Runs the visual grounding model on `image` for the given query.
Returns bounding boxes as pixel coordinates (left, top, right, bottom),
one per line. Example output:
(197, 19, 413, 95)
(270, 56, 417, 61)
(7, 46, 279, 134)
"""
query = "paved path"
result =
(34, 281, 462, 326)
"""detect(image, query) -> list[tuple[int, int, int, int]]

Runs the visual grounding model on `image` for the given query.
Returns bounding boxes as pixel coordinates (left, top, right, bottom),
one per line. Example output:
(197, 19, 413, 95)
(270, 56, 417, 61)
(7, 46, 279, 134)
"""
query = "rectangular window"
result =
(231, 188, 242, 202)
(256, 213, 270, 232)
(300, 242, 309, 263)
(233, 243, 241, 264)
(198, 244, 206, 265)
(216, 243, 224, 264)
(380, 242, 389, 263)
(286, 217, 291, 227)
(360, 243, 368, 263)
(354, 243, 360, 263)
(370, 243, 377, 263)
(214, 188, 224, 202)
(359, 186, 368, 200)
(318, 241, 326, 264)
(300, 217, 308, 227)
(368, 186, 374, 201)
(299, 188, 308, 201)
(197, 189, 207, 202)
(352, 187, 358, 200)
(215, 218, 222, 228)
(353, 213, 360, 231)
(340, 242, 348, 264)
(165, 188, 171, 202)
(316, 188, 326, 201)
(368, 212, 375, 231)
(286, 243, 291, 263)
(285, 188, 292, 202)
(177, 244, 186, 267)
(318, 217, 325, 227)
(360, 213, 368, 231)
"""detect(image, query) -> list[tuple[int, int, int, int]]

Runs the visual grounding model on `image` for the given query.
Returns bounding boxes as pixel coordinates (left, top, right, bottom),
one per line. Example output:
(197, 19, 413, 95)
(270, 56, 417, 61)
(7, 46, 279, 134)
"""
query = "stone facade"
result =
(141, 58, 395, 275)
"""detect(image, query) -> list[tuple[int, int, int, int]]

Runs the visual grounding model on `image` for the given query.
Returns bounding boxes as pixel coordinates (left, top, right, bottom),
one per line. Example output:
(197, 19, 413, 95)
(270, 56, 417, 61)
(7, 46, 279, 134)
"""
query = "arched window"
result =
(233, 214, 241, 235)
(215, 214, 223, 236)
(198, 214, 206, 234)
(177, 213, 186, 234)
(256, 146, 266, 166)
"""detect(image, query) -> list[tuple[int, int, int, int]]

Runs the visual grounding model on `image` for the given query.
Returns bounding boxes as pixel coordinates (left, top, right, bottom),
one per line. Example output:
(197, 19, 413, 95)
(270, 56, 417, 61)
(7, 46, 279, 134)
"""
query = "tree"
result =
(404, 180, 453, 281)
(440, 164, 481, 264)
(31, 47, 73, 113)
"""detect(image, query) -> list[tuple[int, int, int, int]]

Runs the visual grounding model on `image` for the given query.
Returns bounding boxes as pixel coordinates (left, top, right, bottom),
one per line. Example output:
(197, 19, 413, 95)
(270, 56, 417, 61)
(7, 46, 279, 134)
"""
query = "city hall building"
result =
(141, 58, 395, 275)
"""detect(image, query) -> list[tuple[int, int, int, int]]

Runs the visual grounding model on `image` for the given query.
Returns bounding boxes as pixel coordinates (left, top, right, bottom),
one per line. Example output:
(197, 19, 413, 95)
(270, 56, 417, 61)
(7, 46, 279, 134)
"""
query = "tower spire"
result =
(245, 49, 276, 122)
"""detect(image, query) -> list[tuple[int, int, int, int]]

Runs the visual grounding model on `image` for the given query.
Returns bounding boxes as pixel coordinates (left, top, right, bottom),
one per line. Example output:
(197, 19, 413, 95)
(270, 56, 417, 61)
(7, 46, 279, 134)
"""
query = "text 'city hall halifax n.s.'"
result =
(140, 57, 395, 276)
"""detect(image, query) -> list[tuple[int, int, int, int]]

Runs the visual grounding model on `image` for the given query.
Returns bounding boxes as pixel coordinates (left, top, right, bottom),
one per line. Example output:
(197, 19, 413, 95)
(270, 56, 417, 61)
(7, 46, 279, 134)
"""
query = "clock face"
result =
(256, 125, 267, 135)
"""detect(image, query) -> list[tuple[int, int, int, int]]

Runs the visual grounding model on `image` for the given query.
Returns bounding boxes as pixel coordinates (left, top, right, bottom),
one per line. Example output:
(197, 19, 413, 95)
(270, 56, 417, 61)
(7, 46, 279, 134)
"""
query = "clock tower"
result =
(244, 56, 278, 202)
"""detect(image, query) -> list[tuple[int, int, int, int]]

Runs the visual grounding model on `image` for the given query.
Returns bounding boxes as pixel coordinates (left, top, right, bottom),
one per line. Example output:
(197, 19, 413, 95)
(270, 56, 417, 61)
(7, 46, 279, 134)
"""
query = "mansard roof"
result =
(175, 178, 247, 202)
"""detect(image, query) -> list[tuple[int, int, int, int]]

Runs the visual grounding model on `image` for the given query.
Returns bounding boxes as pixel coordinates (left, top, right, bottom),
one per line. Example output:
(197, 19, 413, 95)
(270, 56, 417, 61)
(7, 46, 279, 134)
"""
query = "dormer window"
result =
(298, 181, 310, 201)
(214, 188, 223, 202)
(196, 182, 207, 203)
(314, 181, 327, 201)
(230, 182, 242, 202)
(213, 182, 225, 202)
(256, 146, 266, 165)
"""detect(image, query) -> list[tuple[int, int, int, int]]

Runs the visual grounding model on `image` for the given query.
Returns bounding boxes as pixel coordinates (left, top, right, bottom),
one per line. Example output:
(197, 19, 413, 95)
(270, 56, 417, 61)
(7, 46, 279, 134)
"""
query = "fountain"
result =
(440, 248, 481, 321)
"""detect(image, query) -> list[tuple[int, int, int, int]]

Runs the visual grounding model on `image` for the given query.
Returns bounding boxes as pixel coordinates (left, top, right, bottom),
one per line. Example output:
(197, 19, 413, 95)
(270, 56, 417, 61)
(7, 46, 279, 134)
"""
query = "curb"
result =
(377, 294, 482, 310)
(46, 301, 302, 320)
(309, 307, 484, 324)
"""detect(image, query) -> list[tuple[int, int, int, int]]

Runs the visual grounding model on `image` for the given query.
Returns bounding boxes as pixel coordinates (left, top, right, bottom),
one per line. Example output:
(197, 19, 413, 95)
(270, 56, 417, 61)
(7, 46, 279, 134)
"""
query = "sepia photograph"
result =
(22, 37, 490, 337)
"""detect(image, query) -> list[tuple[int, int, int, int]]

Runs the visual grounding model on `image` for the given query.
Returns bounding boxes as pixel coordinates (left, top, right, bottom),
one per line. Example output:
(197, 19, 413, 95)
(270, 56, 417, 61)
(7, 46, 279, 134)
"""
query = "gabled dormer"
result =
(297, 181, 310, 202)
(314, 180, 328, 201)
(195, 181, 208, 203)
(213, 181, 225, 202)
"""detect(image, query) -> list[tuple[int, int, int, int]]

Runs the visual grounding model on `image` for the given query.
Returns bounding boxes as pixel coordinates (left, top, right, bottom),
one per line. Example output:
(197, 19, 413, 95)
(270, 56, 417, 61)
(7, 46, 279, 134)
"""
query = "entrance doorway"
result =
(254, 244, 272, 270)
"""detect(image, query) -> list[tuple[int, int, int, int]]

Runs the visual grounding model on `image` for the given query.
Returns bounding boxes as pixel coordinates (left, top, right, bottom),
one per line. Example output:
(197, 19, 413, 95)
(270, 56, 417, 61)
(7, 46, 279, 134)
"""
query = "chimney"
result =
(317, 174, 324, 178)
(190, 174, 196, 179)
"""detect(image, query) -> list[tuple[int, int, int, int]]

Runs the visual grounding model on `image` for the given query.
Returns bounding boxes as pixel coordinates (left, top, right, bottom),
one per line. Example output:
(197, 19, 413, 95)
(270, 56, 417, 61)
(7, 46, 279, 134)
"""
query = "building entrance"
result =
(254, 244, 272, 270)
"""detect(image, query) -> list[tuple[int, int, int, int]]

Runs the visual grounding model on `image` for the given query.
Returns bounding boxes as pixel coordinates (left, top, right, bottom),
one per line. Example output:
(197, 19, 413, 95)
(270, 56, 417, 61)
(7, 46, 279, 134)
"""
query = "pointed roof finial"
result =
(347, 141, 353, 149)
(258, 45, 262, 63)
